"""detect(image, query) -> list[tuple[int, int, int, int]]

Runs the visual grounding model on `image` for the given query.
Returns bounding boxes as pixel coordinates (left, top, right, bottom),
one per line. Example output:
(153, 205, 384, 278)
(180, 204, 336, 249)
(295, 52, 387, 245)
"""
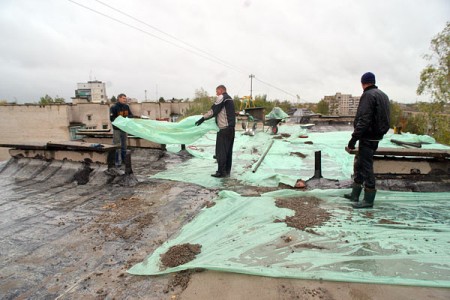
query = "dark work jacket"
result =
(110, 102, 134, 130)
(203, 92, 236, 129)
(352, 85, 390, 141)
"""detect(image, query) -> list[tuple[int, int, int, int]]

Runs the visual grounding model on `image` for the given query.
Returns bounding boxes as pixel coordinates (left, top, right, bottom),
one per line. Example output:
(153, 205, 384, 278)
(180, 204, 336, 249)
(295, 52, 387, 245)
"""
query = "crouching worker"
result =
(195, 85, 236, 178)
(345, 72, 390, 208)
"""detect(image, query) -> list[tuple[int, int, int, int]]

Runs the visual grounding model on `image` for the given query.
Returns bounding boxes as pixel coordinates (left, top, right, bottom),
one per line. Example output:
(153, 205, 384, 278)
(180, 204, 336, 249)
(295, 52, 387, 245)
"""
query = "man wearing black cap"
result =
(345, 72, 390, 208)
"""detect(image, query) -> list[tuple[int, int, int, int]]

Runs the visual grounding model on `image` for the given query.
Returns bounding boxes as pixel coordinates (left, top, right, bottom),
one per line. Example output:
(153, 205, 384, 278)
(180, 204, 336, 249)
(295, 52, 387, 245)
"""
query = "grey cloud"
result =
(0, 0, 448, 103)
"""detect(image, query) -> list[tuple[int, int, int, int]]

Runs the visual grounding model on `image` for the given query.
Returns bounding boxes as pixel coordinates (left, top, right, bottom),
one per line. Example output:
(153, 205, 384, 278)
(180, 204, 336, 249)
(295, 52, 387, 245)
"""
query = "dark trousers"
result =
(113, 129, 128, 167)
(353, 139, 379, 189)
(216, 127, 235, 175)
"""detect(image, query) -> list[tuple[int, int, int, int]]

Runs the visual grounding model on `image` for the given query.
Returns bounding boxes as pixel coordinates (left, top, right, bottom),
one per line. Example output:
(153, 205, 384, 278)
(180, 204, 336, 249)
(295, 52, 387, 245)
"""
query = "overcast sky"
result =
(0, 0, 448, 104)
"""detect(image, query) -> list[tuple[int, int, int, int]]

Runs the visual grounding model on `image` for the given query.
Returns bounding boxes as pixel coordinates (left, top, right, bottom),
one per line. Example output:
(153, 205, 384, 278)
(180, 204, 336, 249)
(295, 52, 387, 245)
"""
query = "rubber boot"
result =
(352, 188, 376, 209)
(344, 183, 362, 202)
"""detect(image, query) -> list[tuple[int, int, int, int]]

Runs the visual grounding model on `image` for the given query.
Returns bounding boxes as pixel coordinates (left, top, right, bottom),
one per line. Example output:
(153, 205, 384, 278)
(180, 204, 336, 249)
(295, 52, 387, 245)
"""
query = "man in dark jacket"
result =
(345, 72, 390, 208)
(110, 93, 134, 168)
(195, 85, 236, 178)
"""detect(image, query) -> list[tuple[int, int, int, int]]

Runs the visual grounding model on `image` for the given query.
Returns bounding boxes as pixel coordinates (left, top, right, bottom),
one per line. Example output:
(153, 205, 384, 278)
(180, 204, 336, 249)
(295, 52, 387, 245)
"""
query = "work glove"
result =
(195, 117, 205, 126)
(347, 137, 358, 150)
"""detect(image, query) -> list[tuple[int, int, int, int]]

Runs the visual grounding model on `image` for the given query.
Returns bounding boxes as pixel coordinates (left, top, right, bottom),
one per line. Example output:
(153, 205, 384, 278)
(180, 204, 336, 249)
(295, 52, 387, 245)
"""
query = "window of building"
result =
(87, 114, 92, 121)
(69, 125, 85, 140)
(102, 124, 108, 129)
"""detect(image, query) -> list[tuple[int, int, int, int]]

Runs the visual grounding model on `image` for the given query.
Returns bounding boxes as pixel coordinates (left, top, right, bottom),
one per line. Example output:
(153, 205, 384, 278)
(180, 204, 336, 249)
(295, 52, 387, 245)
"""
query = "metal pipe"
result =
(252, 140, 274, 173)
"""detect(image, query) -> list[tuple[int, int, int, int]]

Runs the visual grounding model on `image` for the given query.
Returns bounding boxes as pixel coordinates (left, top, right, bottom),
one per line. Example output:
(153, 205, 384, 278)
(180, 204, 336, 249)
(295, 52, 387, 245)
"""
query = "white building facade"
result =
(75, 80, 107, 103)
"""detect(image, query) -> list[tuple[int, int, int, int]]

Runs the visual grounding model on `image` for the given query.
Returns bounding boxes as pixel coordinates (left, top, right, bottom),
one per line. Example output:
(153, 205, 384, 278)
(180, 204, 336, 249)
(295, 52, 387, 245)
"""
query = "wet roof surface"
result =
(0, 151, 217, 299)
(1, 125, 449, 298)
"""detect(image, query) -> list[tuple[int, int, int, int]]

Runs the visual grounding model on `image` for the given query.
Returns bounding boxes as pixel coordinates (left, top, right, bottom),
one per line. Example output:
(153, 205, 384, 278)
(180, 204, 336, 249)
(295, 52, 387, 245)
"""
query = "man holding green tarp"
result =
(110, 93, 134, 168)
(195, 85, 236, 178)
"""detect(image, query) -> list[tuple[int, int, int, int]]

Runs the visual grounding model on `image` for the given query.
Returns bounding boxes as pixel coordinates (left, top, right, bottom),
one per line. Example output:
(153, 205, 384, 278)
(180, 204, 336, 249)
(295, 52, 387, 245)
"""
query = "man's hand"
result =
(195, 117, 205, 126)
(347, 137, 357, 150)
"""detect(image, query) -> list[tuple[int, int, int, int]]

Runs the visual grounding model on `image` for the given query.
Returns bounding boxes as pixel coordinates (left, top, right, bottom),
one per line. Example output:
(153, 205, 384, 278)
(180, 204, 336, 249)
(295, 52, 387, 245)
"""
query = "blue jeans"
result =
(353, 139, 379, 189)
(113, 129, 128, 167)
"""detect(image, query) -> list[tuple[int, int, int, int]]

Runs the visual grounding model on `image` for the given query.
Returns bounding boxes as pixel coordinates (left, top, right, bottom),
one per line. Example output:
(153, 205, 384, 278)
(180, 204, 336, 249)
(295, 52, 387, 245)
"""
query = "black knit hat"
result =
(361, 72, 376, 84)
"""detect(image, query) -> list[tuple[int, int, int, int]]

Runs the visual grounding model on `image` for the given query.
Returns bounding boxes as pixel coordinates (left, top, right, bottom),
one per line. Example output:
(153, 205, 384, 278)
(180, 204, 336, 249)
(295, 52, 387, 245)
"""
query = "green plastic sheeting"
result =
(386, 132, 436, 144)
(112, 115, 218, 145)
(160, 128, 355, 188)
(160, 127, 449, 188)
(111, 118, 449, 188)
(128, 189, 450, 287)
(266, 107, 289, 120)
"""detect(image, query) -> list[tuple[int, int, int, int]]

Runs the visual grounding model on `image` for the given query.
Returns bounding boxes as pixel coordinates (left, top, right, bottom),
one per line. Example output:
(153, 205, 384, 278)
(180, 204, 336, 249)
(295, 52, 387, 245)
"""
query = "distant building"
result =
(322, 92, 360, 116)
(74, 80, 107, 103)
(0, 101, 192, 144)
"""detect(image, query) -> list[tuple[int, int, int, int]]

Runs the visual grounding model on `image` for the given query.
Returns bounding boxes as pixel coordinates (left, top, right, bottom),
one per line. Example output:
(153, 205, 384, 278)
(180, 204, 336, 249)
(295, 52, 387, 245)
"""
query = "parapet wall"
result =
(0, 101, 192, 159)
(0, 104, 72, 143)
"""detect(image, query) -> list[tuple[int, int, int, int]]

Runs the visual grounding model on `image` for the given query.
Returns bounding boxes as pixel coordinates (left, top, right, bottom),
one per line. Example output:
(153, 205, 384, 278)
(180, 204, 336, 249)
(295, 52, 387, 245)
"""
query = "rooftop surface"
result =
(1, 124, 449, 299)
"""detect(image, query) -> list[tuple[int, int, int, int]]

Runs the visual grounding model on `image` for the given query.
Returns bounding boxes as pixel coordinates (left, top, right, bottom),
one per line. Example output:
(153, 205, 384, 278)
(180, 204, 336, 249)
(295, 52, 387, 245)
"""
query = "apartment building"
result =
(323, 92, 360, 116)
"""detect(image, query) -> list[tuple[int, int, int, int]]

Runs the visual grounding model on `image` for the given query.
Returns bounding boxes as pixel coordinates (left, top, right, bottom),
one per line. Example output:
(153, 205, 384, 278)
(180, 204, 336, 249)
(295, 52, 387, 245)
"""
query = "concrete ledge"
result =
(76, 131, 165, 150)
(82, 136, 166, 150)
(0, 141, 118, 164)
(346, 147, 450, 159)
(346, 147, 450, 177)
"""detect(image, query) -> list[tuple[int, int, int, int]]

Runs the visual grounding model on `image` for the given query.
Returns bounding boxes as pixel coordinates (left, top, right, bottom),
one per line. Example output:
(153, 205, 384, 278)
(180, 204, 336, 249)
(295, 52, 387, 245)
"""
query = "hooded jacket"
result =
(352, 85, 390, 141)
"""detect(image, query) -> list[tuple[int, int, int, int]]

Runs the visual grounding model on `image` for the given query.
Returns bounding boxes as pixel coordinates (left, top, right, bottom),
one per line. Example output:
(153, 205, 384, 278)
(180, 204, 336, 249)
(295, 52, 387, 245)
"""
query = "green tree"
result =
(433, 114, 450, 144)
(316, 99, 329, 115)
(404, 101, 450, 145)
(418, 101, 447, 138)
(389, 100, 403, 128)
(38, 94, 65, 105)
(183, 88, 212, 117)
(159, 97, 165, 103)
(404, 112, 428, 136)
(253, 94, 274, 113)
(39, 94, 54, 105)
(412, 23, 450, 144)
(110, 95, 117, 103)
(54, 95, 65, 104)
(417, 22, 450, 103)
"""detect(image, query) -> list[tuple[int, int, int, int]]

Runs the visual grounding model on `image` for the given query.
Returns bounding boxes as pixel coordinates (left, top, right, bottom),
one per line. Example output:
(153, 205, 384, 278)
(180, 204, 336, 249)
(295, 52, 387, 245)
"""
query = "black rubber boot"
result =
(352, 188, 376, 209)
(344, 183, 363, 202)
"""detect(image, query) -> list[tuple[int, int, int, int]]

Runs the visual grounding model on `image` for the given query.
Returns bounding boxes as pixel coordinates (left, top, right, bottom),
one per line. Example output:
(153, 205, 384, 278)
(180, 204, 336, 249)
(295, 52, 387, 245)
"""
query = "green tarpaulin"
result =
(112, 115, 218, 145)
(129, 189, 450, 288)
(112, 117, 450, 287)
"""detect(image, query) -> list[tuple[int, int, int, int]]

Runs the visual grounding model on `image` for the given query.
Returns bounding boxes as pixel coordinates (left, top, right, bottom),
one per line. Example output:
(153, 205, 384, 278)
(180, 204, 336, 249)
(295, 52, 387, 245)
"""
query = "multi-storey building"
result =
(74, 80, 107, 103)
(322, 92, 360, 116)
